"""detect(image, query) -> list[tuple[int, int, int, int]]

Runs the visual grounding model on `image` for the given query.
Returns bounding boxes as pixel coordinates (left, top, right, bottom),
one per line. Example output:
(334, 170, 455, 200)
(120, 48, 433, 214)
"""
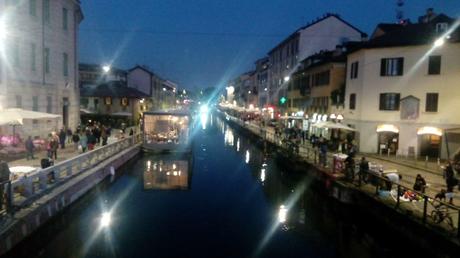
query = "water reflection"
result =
(143, 154, 193, 190)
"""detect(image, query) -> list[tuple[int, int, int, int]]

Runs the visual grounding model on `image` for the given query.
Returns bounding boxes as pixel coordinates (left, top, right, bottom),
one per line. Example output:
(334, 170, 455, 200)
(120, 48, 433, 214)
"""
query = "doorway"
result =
(419, 134, 441, 158)
(378, 132, 399, 155)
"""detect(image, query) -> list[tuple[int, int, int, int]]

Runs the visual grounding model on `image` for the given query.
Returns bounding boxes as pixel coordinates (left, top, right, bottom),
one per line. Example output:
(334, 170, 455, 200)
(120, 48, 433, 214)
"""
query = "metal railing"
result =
(229, 115, 460, 237)
(1, 134, 141, 214)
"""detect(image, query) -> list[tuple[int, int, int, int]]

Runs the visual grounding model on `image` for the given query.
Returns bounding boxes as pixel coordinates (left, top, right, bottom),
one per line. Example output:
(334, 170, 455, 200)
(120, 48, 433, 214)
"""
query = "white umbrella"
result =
(0, 108, 61, 140)
(313, 121, 357, 131)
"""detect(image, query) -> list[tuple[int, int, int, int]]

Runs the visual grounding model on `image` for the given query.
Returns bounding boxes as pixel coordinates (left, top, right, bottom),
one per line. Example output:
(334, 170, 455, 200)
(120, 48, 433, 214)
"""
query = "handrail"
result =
(7, 133, 142, 209)
(220, 109, 460, 237)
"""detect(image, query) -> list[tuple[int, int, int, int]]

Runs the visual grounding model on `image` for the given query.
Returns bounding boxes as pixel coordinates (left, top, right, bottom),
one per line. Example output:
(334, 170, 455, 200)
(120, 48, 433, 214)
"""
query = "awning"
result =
(112, 112, 133, 117)
(417, 126, 442, 136)
(376, 124, 399, 133)
(80, 108, 94, 114)
(0, 108, 61, 126)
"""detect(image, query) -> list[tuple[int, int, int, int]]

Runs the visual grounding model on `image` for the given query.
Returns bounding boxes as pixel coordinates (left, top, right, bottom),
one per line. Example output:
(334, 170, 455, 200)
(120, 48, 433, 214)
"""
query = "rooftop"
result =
(80, 81, 150, 98)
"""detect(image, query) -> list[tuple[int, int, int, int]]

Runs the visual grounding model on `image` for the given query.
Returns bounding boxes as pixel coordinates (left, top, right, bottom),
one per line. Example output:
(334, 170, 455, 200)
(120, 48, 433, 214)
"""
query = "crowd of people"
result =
(24, 123, 115, 163)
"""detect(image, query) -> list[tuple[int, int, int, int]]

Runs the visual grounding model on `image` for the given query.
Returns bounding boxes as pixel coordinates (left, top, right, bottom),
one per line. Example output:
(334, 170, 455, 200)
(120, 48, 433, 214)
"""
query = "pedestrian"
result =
(434, 189, 447, 203)
(79, 132, 88, 153)
(87, 130, 96, 150)
(413, 174, 427, 193)
(359, 157, 369, 183)
(319, 140, 328, 167)
(344, 154, 355, 182)
(385, 173, 401, 191)
(129, 128, 134, 136)
(49, 137, 59, 160)
(66, 128, 73, 144)
(446, 184, 455, 205)
(25, 136, 35, 160)
(94, 126, 101, 144)
(101, 126, 108, 146)
(444, 162, 454, 182)
(59, 129, 66, 149)
(72, 131, 80, 151)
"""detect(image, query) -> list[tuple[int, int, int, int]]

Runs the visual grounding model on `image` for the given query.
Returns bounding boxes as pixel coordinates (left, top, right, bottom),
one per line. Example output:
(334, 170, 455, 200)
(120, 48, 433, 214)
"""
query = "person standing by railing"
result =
(359, 157, 369, 183)
(0, 161, 11, 213)
(25, 136, 35, 160)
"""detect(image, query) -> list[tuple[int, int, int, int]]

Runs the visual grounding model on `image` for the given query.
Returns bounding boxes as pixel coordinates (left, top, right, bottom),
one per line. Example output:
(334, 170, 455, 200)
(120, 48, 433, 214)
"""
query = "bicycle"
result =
(430, 203, 455, 230)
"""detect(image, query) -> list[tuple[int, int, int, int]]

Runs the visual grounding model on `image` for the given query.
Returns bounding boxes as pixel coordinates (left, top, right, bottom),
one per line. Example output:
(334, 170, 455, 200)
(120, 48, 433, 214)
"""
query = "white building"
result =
(0, 0, 83, 136)
(343, 11, 460, 159)
(267, 13, 366, 107)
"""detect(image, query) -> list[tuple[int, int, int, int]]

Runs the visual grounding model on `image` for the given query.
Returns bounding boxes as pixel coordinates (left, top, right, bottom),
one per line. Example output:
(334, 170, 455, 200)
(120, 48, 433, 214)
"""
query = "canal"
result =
(8, 112, 432, 258)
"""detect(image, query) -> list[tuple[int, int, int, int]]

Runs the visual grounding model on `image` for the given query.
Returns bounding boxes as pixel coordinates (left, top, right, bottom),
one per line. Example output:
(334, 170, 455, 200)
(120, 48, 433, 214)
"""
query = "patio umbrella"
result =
(0, 108, 61, 141)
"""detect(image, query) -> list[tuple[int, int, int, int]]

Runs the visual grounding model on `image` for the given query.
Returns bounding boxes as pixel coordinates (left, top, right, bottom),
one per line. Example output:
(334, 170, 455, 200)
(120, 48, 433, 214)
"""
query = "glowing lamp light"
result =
(434, 37, 445, 48)
(163, 87, 167, 91)
(100, 212, 112, 227)
(376, 124, 399, 133)
(278, 205, 288, 223)
(337, 114, 344, 120)
(330, 114, 337, 119)
(284, 76, 290, 82)
(417, 126, 442, 136)
(249, 104, 254, 110)
(102, 65, 111, 73)
(264, 88, 268, 91)
(322, 114, 328, 121)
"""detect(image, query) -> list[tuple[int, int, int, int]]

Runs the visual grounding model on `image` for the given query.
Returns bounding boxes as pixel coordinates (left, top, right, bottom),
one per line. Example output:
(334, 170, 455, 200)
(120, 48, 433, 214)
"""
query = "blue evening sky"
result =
(79, 0, 460, 91)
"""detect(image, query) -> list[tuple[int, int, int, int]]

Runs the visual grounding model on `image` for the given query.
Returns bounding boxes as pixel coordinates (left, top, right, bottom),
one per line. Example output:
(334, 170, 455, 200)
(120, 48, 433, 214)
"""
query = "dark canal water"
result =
(8, 112, 430, 258)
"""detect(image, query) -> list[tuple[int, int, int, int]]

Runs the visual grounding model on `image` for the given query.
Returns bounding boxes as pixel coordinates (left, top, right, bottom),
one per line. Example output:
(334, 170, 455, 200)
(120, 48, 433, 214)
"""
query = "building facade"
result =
(343, 12, 460, 158)
(127, 65, 169, 111)
(267, 13, 366, 107)
(287, 49, 346, 116)
(0, 0, 83, 136)
(255, 57, 269, 108)
(79, 63, 127, 86)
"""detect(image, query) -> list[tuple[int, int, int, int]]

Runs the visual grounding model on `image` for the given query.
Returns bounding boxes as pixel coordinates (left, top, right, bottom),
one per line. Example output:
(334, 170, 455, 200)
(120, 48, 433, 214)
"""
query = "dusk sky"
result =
(79, 0, 460, 91)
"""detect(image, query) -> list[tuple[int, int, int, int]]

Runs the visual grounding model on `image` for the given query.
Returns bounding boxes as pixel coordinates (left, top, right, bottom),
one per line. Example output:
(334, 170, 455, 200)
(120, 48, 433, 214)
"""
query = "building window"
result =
(428, 55, 441, 75)
(44, 48, 50, 73)
(63, 53, 68, 76)
(379, 93, 400, 111)
(121, 97, 129, 106)
(29, 0, 36, 16)
(426, 93, 438, 112)
(105, 97, 112, 105)
(62, 8, 68, 30)
(350, 61, 359, 79)
(313, 70, 330, 86)
(380, 58, 404, 76)
(436, 23, 448, 34)
(15, 95, 22, 108)
(43, 0, 50, 23)
(349, 94, 356, 110)
(32, 96, 39, 111)
(46, 96, 52, 113)
(31, 43, 36, 71)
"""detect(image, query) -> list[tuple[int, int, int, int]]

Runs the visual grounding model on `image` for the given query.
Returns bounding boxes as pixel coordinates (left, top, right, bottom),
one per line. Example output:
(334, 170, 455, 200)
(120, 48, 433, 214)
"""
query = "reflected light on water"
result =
(260, 168, 266, 183)
(245, 150, 250, 164)
(200, 113, 207, 130)
(236, 138, 240, 151)
(100, 212, 112, 228)
(278, 205, 288, 223)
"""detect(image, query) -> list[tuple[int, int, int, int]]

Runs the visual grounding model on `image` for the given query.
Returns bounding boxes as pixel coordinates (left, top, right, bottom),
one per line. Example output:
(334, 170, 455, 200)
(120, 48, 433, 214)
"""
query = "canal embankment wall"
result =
(220, 112, 460, 257)
(0, 144, 141, 256)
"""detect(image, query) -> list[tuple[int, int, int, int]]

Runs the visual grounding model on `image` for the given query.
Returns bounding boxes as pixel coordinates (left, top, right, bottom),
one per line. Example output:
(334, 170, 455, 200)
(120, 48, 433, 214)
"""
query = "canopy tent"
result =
(112, 111, 133, 117)
(313, 121, 357, 131)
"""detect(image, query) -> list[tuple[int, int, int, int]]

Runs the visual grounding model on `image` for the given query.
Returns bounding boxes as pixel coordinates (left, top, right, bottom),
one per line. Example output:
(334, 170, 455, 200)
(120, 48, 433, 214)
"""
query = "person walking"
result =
(359, 157, 369, 183)
(319, 139, 328, 167)
(72, 132, 80, 151)
(87, 131, 96, 151)
(49, 137, 59, 160)
(25, 136, 35, 160)
(344, 154, 355, 182)
(101, 126, 108, 146)
(79, 132, 88, 153)
(59, 129, 66, 149)
(66, 128, 73, 144)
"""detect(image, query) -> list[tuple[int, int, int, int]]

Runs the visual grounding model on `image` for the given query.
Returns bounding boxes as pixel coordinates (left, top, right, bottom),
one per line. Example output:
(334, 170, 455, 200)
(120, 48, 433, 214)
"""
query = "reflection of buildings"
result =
(143, 155, 192, 190)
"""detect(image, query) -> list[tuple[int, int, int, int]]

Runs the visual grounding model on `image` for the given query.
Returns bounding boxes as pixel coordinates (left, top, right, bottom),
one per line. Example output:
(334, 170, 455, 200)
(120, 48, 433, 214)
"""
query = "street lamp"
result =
(284, 76, 290, 82)
(102, 65, 111, 73)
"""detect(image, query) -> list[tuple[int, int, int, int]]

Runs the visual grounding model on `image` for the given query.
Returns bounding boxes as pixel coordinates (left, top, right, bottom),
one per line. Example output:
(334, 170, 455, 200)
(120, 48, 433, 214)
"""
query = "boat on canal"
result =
(142, 109, 192, 153)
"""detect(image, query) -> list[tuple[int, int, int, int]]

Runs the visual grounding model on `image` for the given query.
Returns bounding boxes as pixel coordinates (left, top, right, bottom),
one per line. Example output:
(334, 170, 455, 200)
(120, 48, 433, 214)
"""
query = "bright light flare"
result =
(278, 205, 288, 223)
(100, 212, 112, 228)
(434, 37, 445, 48)
(102, 65, 111, 73)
